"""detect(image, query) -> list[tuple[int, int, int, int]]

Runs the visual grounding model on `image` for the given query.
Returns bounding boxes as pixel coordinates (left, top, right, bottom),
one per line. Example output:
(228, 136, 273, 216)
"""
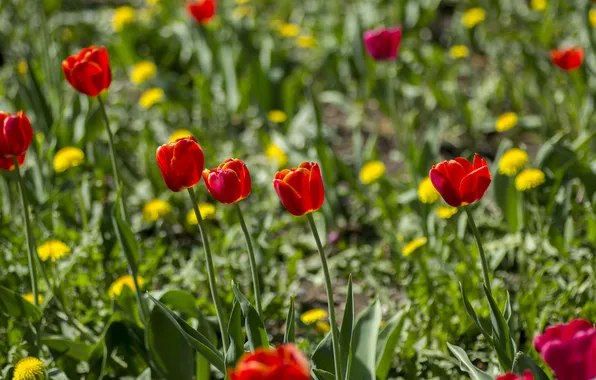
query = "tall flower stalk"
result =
(235, 203, 263, 319)
(464, 206, 492, 295)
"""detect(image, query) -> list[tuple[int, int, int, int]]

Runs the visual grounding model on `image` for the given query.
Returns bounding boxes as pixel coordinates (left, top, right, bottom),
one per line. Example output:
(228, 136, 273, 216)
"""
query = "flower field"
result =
(0, 0, 595, 379)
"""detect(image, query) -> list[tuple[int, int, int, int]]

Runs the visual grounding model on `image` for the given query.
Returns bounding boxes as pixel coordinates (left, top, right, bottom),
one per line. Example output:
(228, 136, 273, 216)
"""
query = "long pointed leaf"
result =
(340, 276, 354, 380)
(447, 343, 493, 380)
(284, 297, 295, 344)
(375, 308, 408, 380)
(351, 300, 382, 380)
(232, 284, 269, 350)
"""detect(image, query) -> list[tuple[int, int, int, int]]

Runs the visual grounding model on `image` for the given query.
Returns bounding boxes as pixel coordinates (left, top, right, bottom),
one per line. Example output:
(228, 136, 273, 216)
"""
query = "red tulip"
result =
(202, 158, 251, 204)
(187, 0, 216, 24)
(156, 136, 205, 192)
(0, 111, 33, 158)
(496, 371, 534, 380)
(0, 153, 25, 171)
(533, 319, 596, 380)
(273, 162, 324, 216)
(62, 46, 112, 96)
(229, 344, 310, 380)
(429, 154, 491, 207)
(363, 27, 402, 61)
(551, 47, 584, 71)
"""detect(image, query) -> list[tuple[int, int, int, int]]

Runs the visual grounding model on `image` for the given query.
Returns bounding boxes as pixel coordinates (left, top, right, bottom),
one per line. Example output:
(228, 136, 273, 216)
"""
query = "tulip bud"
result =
(62, 46, 112, 96)
(229, 344, 310, 380)
(202, 158, 251, 204)
(0, 111, 33, 158)
(362, 26, 402, 61)
(551, 47, 584, 71)
(187, 0, 216, 24)
(273, 162, 324, 216)
(156, 136, 205, 192)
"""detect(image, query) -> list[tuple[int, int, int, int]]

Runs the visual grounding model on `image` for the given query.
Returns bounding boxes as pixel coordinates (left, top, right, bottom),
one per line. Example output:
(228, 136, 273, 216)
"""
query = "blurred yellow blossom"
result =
(112, 6, 136, 32)
(316, 321, 331, 334)
(297, 35, 317, 48)
(109, 275, 145, 297)
(449, 45, 469, 59)
(436, 206, 458, 219)
(590, 9, 596, 27)
(267, 110, 287, 123)
(515, 169, 545, 191)
(496, 112, 518, 132)
(499, 148, 528, 176)
(531, 0, 546, 10)
(301, 308, 328, 324)
(187, 203, 216, 224)
(38, 240, 71, 262)
(53, 147, 85, 173)
(462, 8, 486, 28)
(143, 199, 172, 221)
(265, 144, 288, 167)
(131, 61, 157, 85)
(17, 60, 28, 75)
(13, 357, 45, 380)
(235, 0, 251, 3)
(278, 23, 300, 37)
(145, 0, 159, 5)
(23, 293, 43, 305)
(61, 28, 73, 41)
(233, 5, 255, 18)
(169, 129, 193, 142)
(402, 237, 427, 257)
(139, 88, 164, 109)
(359, 161, 386, 185)
(418, 177, 440, 204)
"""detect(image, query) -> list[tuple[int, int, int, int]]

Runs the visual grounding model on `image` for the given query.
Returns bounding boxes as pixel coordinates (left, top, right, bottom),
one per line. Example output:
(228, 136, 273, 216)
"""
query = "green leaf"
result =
(512, 352, 550, 380)
(220, 45, 239, 112)
(351, 300, 382, 380)
(459, 283, 492, 342)
(340, 276, 354, 380)
(227, 301, 244, 367)
(0, 286, 42, 322)
(42, 338, 94, 361)
(232, 284, 269, 350)
(313, 369, 336, 380)
(484, 286, 514, 371)
(312, 332, 335, 374)
(375, 309, 408, 380)
(136, 368, 151, 380)
(447, 343, 494, 380)
(47, 368, 70, 380)
(284, 297, 295, 344)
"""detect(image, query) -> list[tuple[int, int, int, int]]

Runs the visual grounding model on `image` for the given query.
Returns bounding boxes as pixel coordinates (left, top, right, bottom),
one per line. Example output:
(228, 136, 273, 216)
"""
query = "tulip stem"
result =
(188, 188, 229, 358)
(306, 213, 343, 380)
(97, 96, 127, 221)
(234, 203, 264, 320)
(464, 206, 492, 296)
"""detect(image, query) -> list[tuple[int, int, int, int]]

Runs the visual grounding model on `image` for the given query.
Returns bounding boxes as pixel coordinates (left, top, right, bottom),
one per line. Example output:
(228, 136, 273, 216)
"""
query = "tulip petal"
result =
(454, 157, 473, 174)
(430, 166, 462, 207)
(273, 179, 308, 216)
(205, 169, 242, 204)
(308, 163, 324, 212)
(472, 153, 487, 170)
(459, 165, 491, 205)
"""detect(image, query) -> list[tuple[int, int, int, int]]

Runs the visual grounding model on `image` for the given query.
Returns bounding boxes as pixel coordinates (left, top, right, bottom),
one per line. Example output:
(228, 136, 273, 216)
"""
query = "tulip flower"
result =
(229, 344, 310, 380)
(551, 47, 584, 71)
(0, 111, 33, 158)
(429, 153, 491, 208)
(187, 0, 216, 24)
(0, 154, 25, 172)
(62, 46, 112, 97)
(156, 136, 205, 192)
(363, 26, 402, 61)
(496, 371, 534, 380)
(533, 319, 596, 380)
(273, 162, 324, 217)
(202, 158, 251, 204)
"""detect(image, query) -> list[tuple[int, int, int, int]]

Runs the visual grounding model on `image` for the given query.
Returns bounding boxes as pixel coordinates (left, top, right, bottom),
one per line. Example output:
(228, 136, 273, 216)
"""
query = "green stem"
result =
(464, 206, 492, 296)
(532, 191, 544, 237)
(188, 188, 229, 356)
(77, 181, 89, 231)
(306, 213, 342, 380)
(234, 203, 263, 320)
(97, 96, 127, 221)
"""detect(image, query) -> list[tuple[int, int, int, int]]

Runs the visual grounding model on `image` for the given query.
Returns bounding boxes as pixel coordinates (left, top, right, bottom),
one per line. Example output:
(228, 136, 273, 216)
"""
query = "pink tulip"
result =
(363, 27, 402, 61)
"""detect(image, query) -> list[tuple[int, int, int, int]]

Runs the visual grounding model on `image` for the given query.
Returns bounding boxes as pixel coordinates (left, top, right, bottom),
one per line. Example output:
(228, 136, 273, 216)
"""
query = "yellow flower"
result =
(130, 61, 157, 85)
(169, 129, 193, 142)
(436, 206, 458, 219)
(267, 110, 287, 123)
(235, 0, 251, 3)
(531, 0, 546, 10)
(53, 147, 85, 173)
(590, 9, 596, 27)
(297, 35, 317, 48)
(23, 293, 43, 305)
(38, 240, 71, 262)
(515, 169, 545, 191)
(496, 112, 518, 132)
(233, 5, 255, 18)
(278, 23, 300, 38)
(17, 60, 28, 75)
(449, 45, 469, 59)
(402, 237, 428, 257)
(316, 321, 331, 334)
(61, 28, 73, 41)
(498, 148, 528, 176)
(187, 203, 216, 225)
(145, 0, 159, 5)
(13, 357, 45, 380)
(418, 177, 440, 204)
(109, 275, 145, 297)
(265, 144, 288, 167)
(301, 308, 328, 324)
(462, 8, 486, 28)
(359, 161, 386, 185)
(139, 88, 164, 109)
(112, 6, 136, 33)
(143, 199, 172, 222)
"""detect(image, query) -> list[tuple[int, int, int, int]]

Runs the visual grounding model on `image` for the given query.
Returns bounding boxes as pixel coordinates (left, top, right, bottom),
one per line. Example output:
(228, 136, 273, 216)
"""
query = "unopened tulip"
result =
(202, 158, 250, 204)
(156, 136, 205, 192)
(62, 46, 112, 96)
(0, 111, 33, 158)
(273, 162, 324, 216)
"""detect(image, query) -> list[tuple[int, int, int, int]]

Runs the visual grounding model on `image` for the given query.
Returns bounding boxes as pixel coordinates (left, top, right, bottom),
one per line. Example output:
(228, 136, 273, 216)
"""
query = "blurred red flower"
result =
(429, 154, 491, 207)
(496, 371, 534, 380)
(187, 0, 216, 24)
(203, 158, 251, 204)
(363, 26, 402, 61)
(156, 136, 205, 192)
(551, 47, 584, 71)
(273, 162, 324, 216)
(229, 344, 310, 380)
(62, 46, 112, 96)
(0, 153, 25, 172)
(0, 111, 33, 158)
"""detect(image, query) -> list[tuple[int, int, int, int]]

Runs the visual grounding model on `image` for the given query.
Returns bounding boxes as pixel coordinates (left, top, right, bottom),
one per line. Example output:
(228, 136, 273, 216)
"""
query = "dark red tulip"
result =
(187, 0, 216, 24)
(62, 46, 112, 96)
(363, 26, 402, 61)
(0, 153, 25, 171)
(229, 344, 310, 380)
(0, 111, 33, 158)
(496, 371, 534, 380)
(273, 162, 324, 216)
(202, 158, 251, 204)
(429, 153, 492, 207)
(551, 47, 584, 71)
(156, 136, 205, 192)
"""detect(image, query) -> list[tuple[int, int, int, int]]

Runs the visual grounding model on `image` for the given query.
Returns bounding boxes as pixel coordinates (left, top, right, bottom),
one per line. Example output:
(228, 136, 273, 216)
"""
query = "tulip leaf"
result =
(227, 301, 244, 367)
(284, 297, 296, 344)
(375, 308, 408, 380)
(312, 332, 335, 374)
(0, 286, 43, 322)
(41, 337, 94, 361)
(512, 352, 550, 380)
(447, 343, 494, 380)
(313, 369, 337, 380)
(340, 276, 354, 380)
(136, 368, 151, 380)
(351, 300, 382, 380)
(459, 283, 492, 342)
(232, 284, 269, 350)
(484, 286, 514, 371)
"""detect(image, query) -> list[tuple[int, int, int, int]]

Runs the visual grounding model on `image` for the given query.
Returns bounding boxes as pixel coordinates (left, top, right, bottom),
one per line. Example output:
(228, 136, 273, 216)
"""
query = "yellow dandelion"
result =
(233, 5, 255, 18)
(187, 203, 216, 225)
(462, 8, 486, 28)
(130, 61, 157, 85)
(235, 0, 251, 3)
(112, 6, 136, 33)
(515, 169, 545, 191)
(418, 177, 440, 204)
(139, 88, 164, 109)
(496, 112, 518, 132)
(265, 144, 288, 167)
(143, 199, 172, 222)
(13, 357, 45, 380)
(296, 35, 317, 48)
(278, 23, 300, 38)
(436, 206, 458, 219)
(17, 60, 28, 75)
(37, 240, 71, 262)
(301, 308, 328, 324)
(169, 129, 193, 142)
(145, 0, 159, 5)
(316, 321, 331, 334)
(402, 237, 428, 257)
(498, 148, 528, 176)
(590, 9, 596, 27)
(108, 275, 145, 297)
(23, 293, 43, 305)
(53, 146, 85, 173)
(359, 161, 386, 185)
(267, 110, 288, 123)
(449, 45, 469, 59)
(531, 0, 546, 10)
